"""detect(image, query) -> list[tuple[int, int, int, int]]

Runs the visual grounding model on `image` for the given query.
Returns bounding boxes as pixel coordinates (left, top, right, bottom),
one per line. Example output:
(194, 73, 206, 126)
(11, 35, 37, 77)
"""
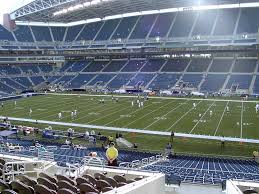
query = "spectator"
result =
(106, 142, 118, 166)
(85, 131, 90, 140)
(67, 128, 73, 137)
(165, 143, 173, 156)
(91, 130, 95, 136)
(108, 136, 114, 144)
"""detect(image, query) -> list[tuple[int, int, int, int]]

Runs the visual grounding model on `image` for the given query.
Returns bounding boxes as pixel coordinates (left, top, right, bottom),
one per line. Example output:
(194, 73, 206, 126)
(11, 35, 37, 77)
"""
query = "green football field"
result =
(1, 93, 259, 157)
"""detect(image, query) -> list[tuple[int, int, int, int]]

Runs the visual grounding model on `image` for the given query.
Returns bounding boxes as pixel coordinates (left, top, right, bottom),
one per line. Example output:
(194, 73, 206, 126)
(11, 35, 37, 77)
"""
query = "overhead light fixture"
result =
(53, 0, 111, 16)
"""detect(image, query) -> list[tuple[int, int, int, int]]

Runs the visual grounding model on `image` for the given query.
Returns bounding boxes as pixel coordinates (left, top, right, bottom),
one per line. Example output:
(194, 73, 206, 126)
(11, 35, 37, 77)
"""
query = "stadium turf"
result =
(1, 93, 259, 157)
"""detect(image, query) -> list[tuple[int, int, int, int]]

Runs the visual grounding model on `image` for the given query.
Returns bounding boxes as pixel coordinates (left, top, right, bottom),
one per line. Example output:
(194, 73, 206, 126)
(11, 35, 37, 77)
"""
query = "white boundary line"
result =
(240, 101, 244, 138)
(166, 101, 202, 131)
(42, 92, 259, 103)
(3, 116, 259, 144)
(214, 101, 230, 136)
(189, 101, 216, 134)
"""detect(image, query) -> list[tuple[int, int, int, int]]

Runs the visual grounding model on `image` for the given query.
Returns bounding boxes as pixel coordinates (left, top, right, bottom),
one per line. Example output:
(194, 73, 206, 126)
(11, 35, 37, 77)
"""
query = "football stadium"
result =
(0, 0, 259, 193)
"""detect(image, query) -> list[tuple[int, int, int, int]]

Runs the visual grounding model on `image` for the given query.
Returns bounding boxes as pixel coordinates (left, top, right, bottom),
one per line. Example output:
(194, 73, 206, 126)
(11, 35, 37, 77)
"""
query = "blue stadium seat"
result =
(149, 13, 176, 38)
(200, 74, 227, 92)
(51, 26, 66, 41)
(38, 64, 54, 73)
(209, 59, 233, 72)
(20, 65, 40, 74)
(0, 25, 15, 41)
(161, 59, 190, 72)
(169, 12, 197, 37)
(13, 77, 33, 87)
(95, 19, 120, 41)
(0, 78, 26, 90)
(181, 74, 203, 88)
(112, 16, 138, 39)
(226, 75, 253, 89)
(237, 8, 259, 34)
(141, 59, 166, 72)
(65, 24, 84, 41)
(88, 74, 116, 86)
(192, 10, 217, 36)
(253, 76, 259, 94)
(82, 61, 109, 72)
(31, 26, 52, 41)
(77, 22, 103, 41)
(121, 60, 146, 72)
(149, 74, 181, 90)
(213, 9, 238, 35)
(102, 60, 128, 72)
(127, 73, 155, 88)
(107, 74, 135, 88)
(130, 15, 157, 39)
(232, 59, 257, 73)
(30, 76, 45, 85)
(14, 26, 34, 42)
(68, 74, 96, 88)
(187, 58, 211, 72)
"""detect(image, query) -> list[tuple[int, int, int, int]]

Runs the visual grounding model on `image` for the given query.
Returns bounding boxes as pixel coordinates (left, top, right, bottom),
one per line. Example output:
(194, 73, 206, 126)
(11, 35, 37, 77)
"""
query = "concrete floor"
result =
(166, 183, 224, 194)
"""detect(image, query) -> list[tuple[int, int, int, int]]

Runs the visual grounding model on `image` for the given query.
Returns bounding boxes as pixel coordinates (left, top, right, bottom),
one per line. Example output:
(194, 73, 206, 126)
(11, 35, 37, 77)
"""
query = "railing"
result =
(119, 154, 162, 169)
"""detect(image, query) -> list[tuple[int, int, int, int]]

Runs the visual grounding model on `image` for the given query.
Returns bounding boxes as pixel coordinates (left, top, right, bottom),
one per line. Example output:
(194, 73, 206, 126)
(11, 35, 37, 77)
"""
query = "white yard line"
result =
(189, 101, 216, 134)
(123, 100, 174, 128)
(240, 101, 244, 138)
(166, 101, 202, 131)
(143, 100, 188, 129)
(103, 100, 160, 126)
(214, 101, 230, 136)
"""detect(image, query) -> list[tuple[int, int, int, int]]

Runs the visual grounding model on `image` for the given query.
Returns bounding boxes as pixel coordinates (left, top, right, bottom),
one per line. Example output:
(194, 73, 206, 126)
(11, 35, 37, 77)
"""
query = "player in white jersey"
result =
(193, 102, 196, 109)
(131, 101, 134, 107)
(138, 102, 141, 108)
(140, 101, 144, 107)
(226, 105, 229, 113)
(58, 112, 62, 120)
(71, 111, 74, 120)
(256, 104, 259, 113)
(209, 110, 213, 117)
(137, 99, 140, 104)
(29, 108, 32, 117)
(14, 101, 17, 108)
(74, 110, 77, 117)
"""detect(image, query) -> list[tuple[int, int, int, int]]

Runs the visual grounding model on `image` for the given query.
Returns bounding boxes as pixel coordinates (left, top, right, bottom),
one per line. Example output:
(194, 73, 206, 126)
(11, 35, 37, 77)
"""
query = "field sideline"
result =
(1, 93, 259, 140)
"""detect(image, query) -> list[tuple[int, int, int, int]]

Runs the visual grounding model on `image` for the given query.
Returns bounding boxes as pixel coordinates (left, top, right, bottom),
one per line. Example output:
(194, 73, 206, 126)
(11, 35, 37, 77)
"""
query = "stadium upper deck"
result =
(1, 4, 259, 49)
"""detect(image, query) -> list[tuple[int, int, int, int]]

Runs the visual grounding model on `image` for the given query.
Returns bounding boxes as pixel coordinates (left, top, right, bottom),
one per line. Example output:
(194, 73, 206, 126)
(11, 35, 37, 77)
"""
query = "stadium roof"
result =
(9, 0, 259, 24)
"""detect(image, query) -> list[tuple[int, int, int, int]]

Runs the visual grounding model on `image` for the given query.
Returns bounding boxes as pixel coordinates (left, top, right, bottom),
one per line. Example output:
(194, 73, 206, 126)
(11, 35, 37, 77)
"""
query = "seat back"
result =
(114, 175, 126, 183)
(78, 183, 99, 194)
(76, 177, 90, 186)
(82, 174, 96, 186)
(0, 179, 10, 191)
(34, 184, 57, 194)
(57, 188, 76, 194)
(56, 174, 75, 186)
(104, 177, 117, 188)
(57, 180, 77, 193)
(11, 181, 33, 194)
(2, 189, 18, 194)
(101, 187, 113, 192)
(39, 172, 57, 184)
(96, 180, 111, 191)
(94, 173, 106, 180)
(37, 177, 58, 191)
(17, 175, 37, 187)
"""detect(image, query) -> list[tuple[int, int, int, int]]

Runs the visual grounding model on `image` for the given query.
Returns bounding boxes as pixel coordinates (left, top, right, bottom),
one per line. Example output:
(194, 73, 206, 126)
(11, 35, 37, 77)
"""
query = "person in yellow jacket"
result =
(106, 142, 118, 166)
